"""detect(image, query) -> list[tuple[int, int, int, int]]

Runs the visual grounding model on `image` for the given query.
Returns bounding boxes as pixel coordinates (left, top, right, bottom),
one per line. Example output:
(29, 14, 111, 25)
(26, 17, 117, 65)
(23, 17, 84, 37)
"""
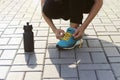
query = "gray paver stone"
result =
(91, 52, 108, 63)
(111, 64, 120, 77)
(96, 70, 115, 80)
(79, 71, 97, 80)
(61, 65, 78, 78)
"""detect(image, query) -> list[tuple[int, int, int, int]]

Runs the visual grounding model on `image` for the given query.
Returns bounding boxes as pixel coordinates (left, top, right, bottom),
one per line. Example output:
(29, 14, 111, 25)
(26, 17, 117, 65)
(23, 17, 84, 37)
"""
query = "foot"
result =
(56, 27, 79, 49)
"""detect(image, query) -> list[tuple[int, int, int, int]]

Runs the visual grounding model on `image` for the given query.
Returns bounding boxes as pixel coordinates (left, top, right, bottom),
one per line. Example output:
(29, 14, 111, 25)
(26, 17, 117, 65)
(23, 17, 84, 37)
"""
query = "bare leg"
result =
(70, 22, 79, 29)
(42, 12, 57, 33)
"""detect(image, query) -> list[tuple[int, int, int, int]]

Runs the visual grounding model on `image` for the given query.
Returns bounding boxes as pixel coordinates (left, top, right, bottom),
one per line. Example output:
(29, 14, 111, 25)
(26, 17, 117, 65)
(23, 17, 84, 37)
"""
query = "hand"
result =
(55, 29, 65, 39)
(73, 26, 85, 40)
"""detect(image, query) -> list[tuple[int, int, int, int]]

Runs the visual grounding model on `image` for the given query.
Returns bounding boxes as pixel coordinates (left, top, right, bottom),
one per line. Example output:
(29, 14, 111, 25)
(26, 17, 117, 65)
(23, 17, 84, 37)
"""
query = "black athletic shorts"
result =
(43, 0, 94, 24)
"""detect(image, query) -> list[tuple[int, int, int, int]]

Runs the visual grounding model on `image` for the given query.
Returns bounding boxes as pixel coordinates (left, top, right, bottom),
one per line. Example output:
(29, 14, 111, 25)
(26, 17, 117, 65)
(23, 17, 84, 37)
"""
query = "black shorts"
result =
(43, 0, 94, 24)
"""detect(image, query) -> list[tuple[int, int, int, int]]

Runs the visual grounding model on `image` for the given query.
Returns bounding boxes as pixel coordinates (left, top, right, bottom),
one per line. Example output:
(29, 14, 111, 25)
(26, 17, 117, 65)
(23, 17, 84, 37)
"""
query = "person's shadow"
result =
(44, 36, 120, 80)
(44, 48, 79, 79)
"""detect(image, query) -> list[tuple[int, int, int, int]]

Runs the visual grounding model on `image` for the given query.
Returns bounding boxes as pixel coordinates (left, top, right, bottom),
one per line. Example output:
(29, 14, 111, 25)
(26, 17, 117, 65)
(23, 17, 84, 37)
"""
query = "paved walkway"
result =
(0, 0, 120, 80)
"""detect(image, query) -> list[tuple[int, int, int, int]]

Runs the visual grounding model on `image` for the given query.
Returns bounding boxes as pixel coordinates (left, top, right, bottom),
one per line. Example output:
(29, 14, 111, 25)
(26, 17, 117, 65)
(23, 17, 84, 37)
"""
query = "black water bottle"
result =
(23, 22, 34, 52)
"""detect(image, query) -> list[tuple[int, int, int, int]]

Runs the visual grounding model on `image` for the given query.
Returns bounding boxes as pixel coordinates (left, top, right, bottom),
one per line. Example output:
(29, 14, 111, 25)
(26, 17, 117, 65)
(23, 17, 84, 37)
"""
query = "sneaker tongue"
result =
(67, 27, 76, 34)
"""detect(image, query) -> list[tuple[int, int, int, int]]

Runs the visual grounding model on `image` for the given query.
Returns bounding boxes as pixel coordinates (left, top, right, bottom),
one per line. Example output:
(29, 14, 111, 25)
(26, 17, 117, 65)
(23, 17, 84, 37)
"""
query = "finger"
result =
(60, 30, 65, 34)
(60, 30, 65, 37)
(74, 33, 81, 39)
(56, 36, 61, 40)
(56, 32, 61, 39)
(57, 33, 64, 39)
(62, 30, 65, 33)
(74, 36, 81, 40)
(73, 30, 78, 37)
(74, 35, 79, 39)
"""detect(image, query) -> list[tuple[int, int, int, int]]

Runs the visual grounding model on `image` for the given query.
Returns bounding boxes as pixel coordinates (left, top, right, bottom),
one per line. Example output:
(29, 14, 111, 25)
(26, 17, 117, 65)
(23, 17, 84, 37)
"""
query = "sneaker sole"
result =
(56, 39, 83, 50)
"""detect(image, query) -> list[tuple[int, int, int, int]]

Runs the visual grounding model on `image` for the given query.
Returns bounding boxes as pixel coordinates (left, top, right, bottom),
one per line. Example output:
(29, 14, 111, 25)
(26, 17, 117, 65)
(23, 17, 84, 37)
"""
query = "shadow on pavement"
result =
(45, 37, 120, 80)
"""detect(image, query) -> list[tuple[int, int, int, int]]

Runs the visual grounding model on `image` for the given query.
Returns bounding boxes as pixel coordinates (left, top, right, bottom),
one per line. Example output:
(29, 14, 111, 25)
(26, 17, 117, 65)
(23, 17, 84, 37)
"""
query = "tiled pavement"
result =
(0, 0, 120, 80)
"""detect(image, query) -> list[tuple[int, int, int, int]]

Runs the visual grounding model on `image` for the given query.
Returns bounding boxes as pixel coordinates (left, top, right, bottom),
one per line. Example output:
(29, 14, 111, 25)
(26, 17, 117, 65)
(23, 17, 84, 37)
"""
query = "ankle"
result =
(70, 22, 79, 29)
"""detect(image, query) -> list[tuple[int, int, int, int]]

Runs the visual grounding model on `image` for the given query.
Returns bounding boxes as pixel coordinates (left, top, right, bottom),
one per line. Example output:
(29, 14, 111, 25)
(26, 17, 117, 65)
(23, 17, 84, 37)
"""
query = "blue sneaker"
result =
(56, 27, 77, 49)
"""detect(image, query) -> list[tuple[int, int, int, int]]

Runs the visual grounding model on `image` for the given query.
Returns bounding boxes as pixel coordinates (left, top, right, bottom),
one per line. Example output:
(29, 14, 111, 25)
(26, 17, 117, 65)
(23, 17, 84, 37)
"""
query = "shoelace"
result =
(62, 32, 72, 41)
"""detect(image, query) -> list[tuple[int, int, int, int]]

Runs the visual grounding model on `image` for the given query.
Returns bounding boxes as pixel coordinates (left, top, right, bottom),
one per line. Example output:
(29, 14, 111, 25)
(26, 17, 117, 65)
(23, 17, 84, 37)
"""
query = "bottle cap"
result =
(24, 22, 33, 31)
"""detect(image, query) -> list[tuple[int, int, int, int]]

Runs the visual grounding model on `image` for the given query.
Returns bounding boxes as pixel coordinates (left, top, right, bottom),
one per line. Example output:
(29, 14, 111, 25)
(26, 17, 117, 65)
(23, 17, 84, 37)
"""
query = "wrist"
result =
(81, 23, 88, 30)
(52, 28, 57, 33)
